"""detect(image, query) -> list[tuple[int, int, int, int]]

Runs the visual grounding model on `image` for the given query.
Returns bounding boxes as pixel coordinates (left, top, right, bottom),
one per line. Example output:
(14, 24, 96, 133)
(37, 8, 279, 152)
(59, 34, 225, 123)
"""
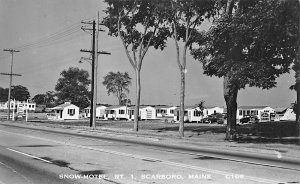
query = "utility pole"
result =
(81, 14, 110, 128)
(1, 49, 21, 121)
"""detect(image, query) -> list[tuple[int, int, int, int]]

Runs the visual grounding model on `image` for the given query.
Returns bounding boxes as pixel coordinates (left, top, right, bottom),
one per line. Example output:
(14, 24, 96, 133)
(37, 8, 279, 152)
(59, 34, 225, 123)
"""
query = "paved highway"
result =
(0, 123, 299, 184)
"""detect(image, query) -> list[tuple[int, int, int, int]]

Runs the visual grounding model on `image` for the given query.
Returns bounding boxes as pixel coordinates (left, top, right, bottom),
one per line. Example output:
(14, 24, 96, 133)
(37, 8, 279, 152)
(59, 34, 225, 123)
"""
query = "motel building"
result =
(0, 100, 36, 113)
(127, 106, 157, 120)
(236, 106, 275, 122)
(50, 102, 80, 120)
(203, 106, 224, 118)
(84, 105, 107, 119)
(155, 105, 178, 118)
(104, 105, 128, 120)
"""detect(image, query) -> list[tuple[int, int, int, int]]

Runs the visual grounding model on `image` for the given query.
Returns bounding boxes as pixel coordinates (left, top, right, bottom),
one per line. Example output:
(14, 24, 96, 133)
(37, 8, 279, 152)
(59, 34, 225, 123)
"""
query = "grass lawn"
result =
(28, 118, 298, 137)
(5, 114, 297, 144)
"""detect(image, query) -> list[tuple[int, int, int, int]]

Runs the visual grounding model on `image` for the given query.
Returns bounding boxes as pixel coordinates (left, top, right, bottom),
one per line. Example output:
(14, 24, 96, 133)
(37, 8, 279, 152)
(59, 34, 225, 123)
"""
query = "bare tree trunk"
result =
(179, 70, 185, 137)
(134, 69, 141, 131)
(296, 74, 300, 136)
(118, 94, 122, 105)
(224, 75, 238, 140)
(296, 1, 300, 137)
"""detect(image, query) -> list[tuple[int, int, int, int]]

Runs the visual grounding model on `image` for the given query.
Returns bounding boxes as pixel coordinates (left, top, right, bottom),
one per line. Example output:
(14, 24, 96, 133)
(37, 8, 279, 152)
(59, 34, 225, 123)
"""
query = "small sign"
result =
(260, 112, 270, 122)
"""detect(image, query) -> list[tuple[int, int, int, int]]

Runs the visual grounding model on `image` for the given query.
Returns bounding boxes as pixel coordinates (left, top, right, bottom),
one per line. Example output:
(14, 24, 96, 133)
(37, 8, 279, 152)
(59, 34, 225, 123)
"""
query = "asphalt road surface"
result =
(0, 124, 299, 184)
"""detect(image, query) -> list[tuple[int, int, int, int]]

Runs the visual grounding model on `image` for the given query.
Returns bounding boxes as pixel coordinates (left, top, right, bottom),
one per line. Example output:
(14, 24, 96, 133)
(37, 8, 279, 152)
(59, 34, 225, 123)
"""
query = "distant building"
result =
(128, 106, 156, 120)
(274, 107, 296, 121)
(84, 105, 107, 119)
(50, 102, 79, 120)
(203, 107, 224, 118)
(0, 100, 36, 113)
(104, 105, 128, 120)
(237, 106, 275, 122)
(155, 105, 177, 118)
(174, 105, 203, 123)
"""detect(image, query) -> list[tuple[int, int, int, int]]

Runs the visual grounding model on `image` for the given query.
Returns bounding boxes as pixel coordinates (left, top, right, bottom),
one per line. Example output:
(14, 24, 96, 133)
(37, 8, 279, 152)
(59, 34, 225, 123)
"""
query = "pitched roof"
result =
(140, 105, 155, 109)
(85, 105, 108, 109)
(238, 106, 270, 110)
(274, 107, 287, 113)
(127, 106, 155, 110)
(105, 105, 126, 110)
(51, 103, 78, 110)
(155, 105, 177, 109)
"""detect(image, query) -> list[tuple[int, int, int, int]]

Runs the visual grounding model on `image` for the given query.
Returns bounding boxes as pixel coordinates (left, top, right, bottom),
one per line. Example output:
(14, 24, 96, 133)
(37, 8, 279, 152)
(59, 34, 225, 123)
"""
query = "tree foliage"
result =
(0, 85, 30, 102)
(32, 91, 57, 107)
(103, 0, 170, 131)
(156, 0, 215, 137)
(102, 71, 132, 105)
(191, 0, 298, 140)
(11, 85, 30, 101)
(192, 0, 297, 90)
(0, 87, 8, 102)
(32, 94, 47, 105)
(55, 67, 90, 109)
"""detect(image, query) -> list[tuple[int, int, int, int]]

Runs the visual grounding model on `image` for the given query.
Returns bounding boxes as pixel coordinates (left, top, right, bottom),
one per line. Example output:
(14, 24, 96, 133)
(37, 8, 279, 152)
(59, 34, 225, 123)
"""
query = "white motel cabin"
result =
(156, 105, 177, 118)
(140, 106, 156, 120)
(274, 106, 296, 121)
(174, 106, 203, 123)
(84, 105, 107, 119)
(237, 106, 275, 122)
(0, 100, 36, 113)
(104, 105, 128, 120)
(128, 106, 156, 120)
(203, 107, 224, 118)
(50, 102, 79, 120)
(128, 105, 156, 120)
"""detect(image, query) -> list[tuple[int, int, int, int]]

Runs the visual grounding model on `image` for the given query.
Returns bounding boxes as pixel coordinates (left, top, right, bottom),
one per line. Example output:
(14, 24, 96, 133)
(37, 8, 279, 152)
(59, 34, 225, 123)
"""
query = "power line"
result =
(10, 16, 97, 51)
(15, 27, 82, 50)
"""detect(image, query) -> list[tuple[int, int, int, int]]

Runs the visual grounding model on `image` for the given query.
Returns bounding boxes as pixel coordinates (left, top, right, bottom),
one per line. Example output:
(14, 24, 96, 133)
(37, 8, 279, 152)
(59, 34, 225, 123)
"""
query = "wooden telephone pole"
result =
(1, 49, 21, 120)
(81, 12, 110, 128)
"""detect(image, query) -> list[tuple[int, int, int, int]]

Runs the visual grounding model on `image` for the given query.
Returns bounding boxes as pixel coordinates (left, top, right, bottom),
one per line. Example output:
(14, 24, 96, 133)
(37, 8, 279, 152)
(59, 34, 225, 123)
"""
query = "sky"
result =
(0, 0, 296, 108)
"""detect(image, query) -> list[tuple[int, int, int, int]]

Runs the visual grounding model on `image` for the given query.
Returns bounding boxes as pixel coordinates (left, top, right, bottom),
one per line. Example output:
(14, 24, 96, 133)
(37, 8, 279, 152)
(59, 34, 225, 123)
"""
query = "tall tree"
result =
(103, 0, 169, 131)
(103, 71, 132, 105)
(197, 100, 205, 121)
(291, 0, 300, 136)
(32, 92, 57, 107)
(55, 67, 91, 109)
(32, 94, 47, 105)
(160, 0, 215, 137)
(11, 85, 30, 101)
(44, 91, 57, 108)
(192, 0, 298, 140)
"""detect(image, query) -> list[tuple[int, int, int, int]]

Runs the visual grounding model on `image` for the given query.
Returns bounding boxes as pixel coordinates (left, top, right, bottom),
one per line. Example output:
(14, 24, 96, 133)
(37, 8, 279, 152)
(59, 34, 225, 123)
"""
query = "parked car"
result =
(202, 113, 225, 124)
(240, 115, 259, 124)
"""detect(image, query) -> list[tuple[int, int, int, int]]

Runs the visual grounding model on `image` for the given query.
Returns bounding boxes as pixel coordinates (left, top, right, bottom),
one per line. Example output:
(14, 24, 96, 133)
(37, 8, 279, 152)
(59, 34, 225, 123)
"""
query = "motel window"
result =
(194, 111, 201, 117)
(119, 109, 125, 114)
(170, 110, 174, 114)
(29, 105, 31, 108)
(68, 109, 75, 116)
(239, 110, 242, 116)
